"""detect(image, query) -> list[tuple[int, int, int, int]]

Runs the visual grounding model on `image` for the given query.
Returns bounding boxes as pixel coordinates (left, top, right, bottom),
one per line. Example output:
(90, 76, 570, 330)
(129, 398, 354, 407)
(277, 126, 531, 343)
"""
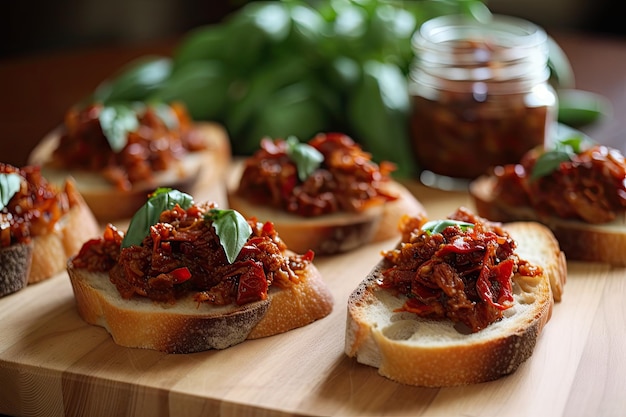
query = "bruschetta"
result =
(66, 188, 333, 353)
(227, 133, 426, 255)
(470, 134, 626, 268)
(1, 163, 99, 297)
(345, 207, 566, 386)
(29, 101, 231, 221)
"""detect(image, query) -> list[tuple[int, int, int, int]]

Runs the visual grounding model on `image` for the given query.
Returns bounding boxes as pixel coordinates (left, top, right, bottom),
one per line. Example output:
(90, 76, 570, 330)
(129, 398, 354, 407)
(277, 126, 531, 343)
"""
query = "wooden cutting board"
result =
(1, 177, 624, 417)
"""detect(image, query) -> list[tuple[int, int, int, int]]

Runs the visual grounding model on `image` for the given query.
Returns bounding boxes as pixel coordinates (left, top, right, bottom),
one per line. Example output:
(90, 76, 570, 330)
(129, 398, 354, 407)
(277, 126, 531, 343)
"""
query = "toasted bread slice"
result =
(470, 175, 626, 267)
(227, 164, 427, 255)
(345, 222, 565, 387)
(29, 122, 231, 221)
(66, 254, 333, 353)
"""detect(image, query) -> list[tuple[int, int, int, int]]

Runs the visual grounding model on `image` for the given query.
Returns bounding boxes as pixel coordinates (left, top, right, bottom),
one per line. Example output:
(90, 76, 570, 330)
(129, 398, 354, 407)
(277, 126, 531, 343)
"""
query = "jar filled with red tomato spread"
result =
(409, 15, 557, 185)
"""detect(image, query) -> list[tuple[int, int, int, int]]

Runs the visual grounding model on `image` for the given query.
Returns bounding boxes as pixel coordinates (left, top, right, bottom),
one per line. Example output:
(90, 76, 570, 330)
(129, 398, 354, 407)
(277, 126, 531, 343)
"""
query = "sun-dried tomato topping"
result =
(493, 144, 626, 223)
(379, 207, 539, 333)
(72, 203, 312, 306)
(1, 163, 70, 248)
(236, 132, 398, 217)
(50, 102, 206, 191)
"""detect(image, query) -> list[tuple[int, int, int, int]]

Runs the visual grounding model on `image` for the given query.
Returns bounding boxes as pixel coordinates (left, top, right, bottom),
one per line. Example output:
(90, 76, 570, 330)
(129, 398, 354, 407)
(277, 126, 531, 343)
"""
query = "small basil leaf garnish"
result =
(530, 125, 594, 181)
(151, 102, 179, 130)
(422, 220, 475, 234)
(98, 103, 140, 153)
(285, 136, 324, 181)
(204, 208, 252, 264)
(530, 150, 573, 181)
(121, 188, 194, 248)
(0, 173, 22, 211)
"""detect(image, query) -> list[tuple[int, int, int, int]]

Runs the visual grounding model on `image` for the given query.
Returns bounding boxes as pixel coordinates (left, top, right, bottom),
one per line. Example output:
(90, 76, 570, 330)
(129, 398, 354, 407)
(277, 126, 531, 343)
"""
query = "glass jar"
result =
(409, 15, 557, 185)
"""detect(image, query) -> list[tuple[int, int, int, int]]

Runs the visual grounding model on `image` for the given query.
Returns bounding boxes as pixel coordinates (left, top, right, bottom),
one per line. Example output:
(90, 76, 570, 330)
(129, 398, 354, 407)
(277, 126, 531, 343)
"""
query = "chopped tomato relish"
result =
(1, 163, 70, 248)
(72, 202, 313, 306)
(379, 207, 541, 333)
(492, 144, 626, 224)
(50, 102, 206, 191)
(236, 132, 398, 217)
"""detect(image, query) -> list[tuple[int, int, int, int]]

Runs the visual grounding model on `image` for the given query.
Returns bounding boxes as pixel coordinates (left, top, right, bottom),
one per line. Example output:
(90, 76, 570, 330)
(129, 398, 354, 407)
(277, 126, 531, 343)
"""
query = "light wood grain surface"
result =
(1, 172, 624, 417)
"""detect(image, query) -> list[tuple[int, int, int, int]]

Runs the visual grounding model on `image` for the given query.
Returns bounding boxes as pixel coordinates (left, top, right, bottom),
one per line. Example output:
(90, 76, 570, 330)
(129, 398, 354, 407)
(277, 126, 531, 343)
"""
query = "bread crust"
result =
(29, 122, 231, 221)
(470, 175, 626, 267)
(345, 222, 563, 387)
(66, 254, 333, 353)
(0, 243, 33, 297)
(227, 170, 427, 255)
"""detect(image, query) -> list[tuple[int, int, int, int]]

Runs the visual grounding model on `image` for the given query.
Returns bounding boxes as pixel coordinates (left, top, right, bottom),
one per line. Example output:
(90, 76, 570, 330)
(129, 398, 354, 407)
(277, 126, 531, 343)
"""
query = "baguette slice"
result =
(345, 222, 565, 387)
(0, 178, 100, 295)
(470, 175, 626, 268)
(66, 255, 333, 353)
(227, 166, 427, 255)
(28, 122, 231, 221)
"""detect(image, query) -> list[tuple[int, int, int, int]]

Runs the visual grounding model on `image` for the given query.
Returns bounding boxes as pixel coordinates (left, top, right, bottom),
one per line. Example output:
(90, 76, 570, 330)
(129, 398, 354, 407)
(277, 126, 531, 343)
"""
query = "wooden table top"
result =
(1, 29, 626, 417)
(0, 175, 624, 417)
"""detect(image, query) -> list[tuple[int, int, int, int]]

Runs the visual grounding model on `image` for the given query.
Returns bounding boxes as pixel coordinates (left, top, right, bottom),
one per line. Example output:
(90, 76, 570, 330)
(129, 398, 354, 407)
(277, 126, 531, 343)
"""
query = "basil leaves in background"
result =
(205, 209, 252, 264)
(285, 136, 323, 181)
(556, 89, 613, 127)
(84, 0, 493, 178)
(83, 0, 610, 178)
(0, 173, 21, 211)
(121, 188, 194, 248)
(92, 56, 173, 104)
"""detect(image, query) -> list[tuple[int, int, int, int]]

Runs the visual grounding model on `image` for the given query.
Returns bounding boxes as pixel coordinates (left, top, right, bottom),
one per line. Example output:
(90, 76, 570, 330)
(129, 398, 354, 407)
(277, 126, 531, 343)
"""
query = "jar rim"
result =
(413, 14, 547, 51)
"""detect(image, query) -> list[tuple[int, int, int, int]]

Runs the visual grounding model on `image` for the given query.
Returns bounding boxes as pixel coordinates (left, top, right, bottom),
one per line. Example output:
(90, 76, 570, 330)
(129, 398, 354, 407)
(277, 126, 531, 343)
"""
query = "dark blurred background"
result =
(1, 0, 623, 168)
(1, 0, 247, 59)
(1, 0, 624, 59)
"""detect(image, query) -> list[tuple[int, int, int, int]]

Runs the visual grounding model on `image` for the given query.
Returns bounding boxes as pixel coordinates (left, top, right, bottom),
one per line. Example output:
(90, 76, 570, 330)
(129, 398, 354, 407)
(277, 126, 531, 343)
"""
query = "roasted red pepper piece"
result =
(171, 266, 192, 284)
(235, 260, 268, 305)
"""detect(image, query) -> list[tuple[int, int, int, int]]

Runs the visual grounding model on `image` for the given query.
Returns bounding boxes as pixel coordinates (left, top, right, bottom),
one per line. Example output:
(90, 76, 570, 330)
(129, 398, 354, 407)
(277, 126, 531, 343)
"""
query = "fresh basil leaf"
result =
(150, 102, 179, 130)
(121, 188, 194, 248)
(557, 89, 611, 127)
(531, 124, 595, 180)
(422, 219, 474, 235)
(98, 104, 140, 153)
(530, 150, 573, 181)
(557, 136, 584, 153)
(550, 123, 595, 151)
(93, 56, 173, 103)
(204, 208, 252, 264)
(0, 173, 22, 211)
(285, 136, 324, 181)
